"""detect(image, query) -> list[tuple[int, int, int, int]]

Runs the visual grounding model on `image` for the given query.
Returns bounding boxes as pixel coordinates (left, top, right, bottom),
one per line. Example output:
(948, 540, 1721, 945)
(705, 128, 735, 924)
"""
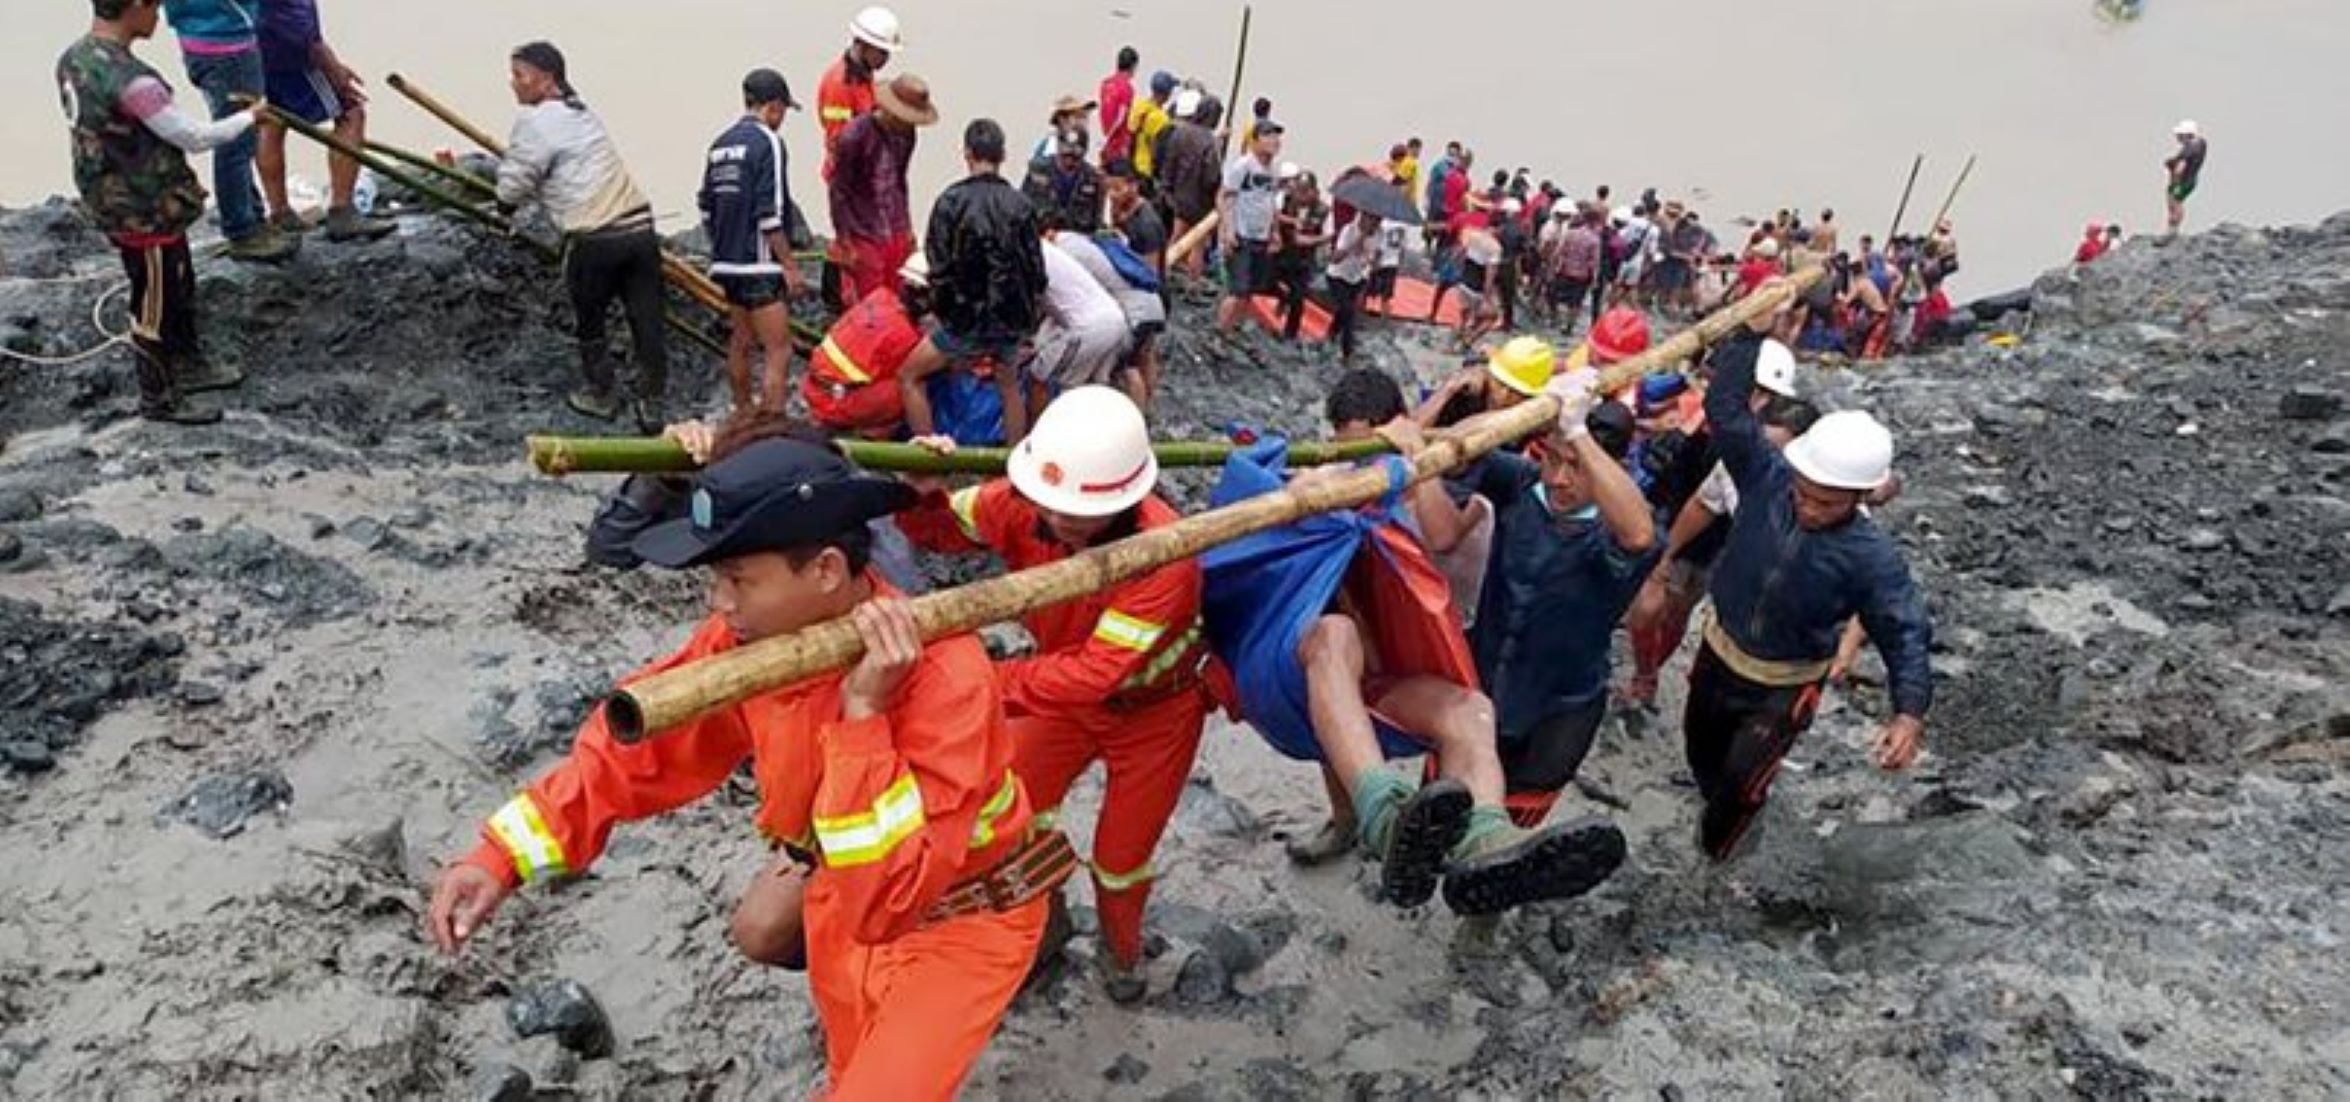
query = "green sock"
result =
(1450, 805, 1516, 861)
(1350, 770, 1413, 857)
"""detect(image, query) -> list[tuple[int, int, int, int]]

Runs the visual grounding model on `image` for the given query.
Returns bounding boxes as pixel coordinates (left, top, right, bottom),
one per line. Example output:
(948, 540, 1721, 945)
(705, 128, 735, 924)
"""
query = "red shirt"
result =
(1097, 73, 1135, 163)
(1735, 256, 1785, 297)
(816, 53, 877, 182)
(1441, 170, 1470, 221)
(2074, 237, 2106, 264)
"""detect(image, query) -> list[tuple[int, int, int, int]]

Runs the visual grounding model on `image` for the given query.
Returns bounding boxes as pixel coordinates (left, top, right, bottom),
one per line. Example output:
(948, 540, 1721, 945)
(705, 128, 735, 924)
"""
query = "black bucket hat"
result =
(631, 438, 915, 569)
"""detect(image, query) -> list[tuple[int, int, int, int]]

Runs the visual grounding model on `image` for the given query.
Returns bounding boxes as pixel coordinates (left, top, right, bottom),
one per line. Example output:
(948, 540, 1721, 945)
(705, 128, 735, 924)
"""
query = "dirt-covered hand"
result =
(427, 861, 511, 954)
(841, 597, 921, 719)
(1873, 715, 1924, 771)
(662, 419, 718, 465)
(1373, 415, 1427, 458)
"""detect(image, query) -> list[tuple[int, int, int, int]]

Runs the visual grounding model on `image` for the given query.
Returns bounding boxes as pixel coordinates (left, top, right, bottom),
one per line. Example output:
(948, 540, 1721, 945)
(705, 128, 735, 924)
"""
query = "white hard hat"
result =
(1171, 88, 1204, 119)
(1611, 205, 1633, 224)
(1783, 410, 1893, 491)
(2173, 118, 2199, 136)
(1277, 161, 1301, 181)
(1502, 197, 1524, 214)
(897, 252, 928, 288)
(1007, 386, 1159, 517)
(1755, 338, 1799, 399)
(850, 6, 903, 52)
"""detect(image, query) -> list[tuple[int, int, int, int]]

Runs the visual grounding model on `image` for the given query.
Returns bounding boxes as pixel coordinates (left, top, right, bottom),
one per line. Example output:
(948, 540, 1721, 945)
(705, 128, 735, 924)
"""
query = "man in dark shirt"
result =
(1021, 127, 1103, 234)
(1273, 170, 1328, 341)
(898, 118, 1048, 443)
(829, 73, 933, 309)
(700, 69, 810, 413)
(1152, 89, 1221, 278)
(2164, 119, 2207, 239)
(1104, 158, 1166, 264)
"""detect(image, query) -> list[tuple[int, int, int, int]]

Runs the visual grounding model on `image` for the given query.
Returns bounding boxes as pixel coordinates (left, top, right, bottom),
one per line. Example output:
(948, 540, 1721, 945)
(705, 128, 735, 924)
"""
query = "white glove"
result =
(1546, 369, 1597, 442)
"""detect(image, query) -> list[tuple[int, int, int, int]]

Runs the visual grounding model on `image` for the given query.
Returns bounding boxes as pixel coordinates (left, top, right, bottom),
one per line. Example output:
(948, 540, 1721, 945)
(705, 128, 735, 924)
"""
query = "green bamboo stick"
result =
(526, 433, 1395, 477)
(361, 138, 495, 197)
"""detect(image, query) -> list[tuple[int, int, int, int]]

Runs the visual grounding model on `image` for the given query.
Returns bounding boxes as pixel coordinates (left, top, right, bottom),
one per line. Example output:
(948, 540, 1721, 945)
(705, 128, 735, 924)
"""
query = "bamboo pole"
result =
(1887, 153, 1924, 240)
(386, 73, 506, 155)
(1167, 211, 1221, 268)
(1221, 5, 1253, 157)
(526, 433, 1397, 477)
(604, 266, 1820, 742)
(361, 139, 494, 197)
(1928, 154, 1978, 231)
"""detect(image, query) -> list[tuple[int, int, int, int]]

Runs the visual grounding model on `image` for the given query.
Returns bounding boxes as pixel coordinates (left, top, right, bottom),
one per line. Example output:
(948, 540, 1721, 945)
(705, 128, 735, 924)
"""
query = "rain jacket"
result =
(924, 173, 1046, 342)
(1704, 331, 1934, 717)
(464, 588, 1033, 947)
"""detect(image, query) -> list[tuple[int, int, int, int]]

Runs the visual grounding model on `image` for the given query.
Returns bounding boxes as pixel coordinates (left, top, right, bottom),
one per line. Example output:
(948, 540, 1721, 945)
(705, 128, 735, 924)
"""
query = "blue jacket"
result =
(163, 0, 262, 50)
(1464, 453, 1660, 741)
(697, 115, 791, 277)
(1705, 331, 1934, 717)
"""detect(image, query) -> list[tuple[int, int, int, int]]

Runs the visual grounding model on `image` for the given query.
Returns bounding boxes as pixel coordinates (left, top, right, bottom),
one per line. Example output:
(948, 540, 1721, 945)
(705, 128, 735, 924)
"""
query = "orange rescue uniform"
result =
(816, 53, 877, 184)
(464, 582, 1043, 1100)
(900, 481, 1219, 968)
(803, 285, 921, 435)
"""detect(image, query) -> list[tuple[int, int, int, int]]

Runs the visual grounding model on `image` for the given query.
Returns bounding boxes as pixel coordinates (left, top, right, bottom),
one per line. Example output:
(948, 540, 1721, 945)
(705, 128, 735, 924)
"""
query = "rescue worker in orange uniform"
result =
(427, 435, 1074, 1099)
(897, 386, 1218, 1005)
(818, 7, 901, 307)
(803, 254, 930, 437)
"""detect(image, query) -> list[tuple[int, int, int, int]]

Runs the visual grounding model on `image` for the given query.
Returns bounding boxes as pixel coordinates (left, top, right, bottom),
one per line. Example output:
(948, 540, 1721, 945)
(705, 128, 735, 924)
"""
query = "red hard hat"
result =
(1589, 308, 1652, 365)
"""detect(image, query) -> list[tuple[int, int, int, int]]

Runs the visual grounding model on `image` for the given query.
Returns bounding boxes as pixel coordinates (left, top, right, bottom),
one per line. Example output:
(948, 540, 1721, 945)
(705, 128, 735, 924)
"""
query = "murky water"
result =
(6, 0, 2347, 292)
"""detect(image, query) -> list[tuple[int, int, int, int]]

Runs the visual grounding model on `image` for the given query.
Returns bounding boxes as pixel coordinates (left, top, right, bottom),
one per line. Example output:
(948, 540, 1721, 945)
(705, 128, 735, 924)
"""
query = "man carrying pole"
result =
(896, 387, 1219, 1004)
(429, 434, 1071, 1098)
(698, 69, 809, 413)
(496, 42, 668, 431)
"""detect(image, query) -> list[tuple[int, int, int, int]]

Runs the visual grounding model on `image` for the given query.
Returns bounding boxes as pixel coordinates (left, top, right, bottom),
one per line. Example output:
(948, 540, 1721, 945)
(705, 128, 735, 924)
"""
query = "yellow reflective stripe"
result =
(1118, 622, 1201, 691)
(1031, 807, 1060, 833)
(948, 486, 985, 542)
(813, 773, 927, 867)
(968, 770, 1019, 849)
(820, 107, 855, 122)
(818, 334, 871, 384)
(1091, 859, 1156, 892)
(1092, 609, 1166, 653)
(487, 794, 570, 884)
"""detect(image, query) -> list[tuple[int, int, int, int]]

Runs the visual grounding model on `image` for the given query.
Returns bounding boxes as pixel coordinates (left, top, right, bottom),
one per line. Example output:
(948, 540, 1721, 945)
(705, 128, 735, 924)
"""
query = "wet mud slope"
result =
(0, 201, 2343, 1099)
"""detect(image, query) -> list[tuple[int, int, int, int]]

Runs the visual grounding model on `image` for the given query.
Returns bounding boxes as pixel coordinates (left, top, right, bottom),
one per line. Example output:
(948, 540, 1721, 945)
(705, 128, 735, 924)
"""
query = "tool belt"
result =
(1699, 606, 1833, 688)
(919, 829, 1078, 927)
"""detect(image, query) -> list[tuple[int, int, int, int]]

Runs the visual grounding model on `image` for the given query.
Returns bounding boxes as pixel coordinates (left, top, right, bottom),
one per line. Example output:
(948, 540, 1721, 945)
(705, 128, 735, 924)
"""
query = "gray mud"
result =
(0, 202, 2343, 1098)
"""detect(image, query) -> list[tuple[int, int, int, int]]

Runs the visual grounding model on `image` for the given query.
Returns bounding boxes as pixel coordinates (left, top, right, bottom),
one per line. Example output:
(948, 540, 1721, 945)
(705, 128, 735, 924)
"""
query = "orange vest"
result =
(811, 286, 921, 389)
(817, 55, 877, 182)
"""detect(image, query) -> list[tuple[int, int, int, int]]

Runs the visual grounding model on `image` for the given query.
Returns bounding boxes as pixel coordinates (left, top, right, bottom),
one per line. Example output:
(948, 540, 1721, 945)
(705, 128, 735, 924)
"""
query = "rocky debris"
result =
(159, 524, 376, 626)
(468, 1063, 534, 1102)
(1104, 1053, 1150, 1084)
(0, 596, 181, 771)
(506, 979, 614, 1059)
(1172, 774, 1263, 841)
(160, 767, 293, 838)
(2278, 384, 2342, 421)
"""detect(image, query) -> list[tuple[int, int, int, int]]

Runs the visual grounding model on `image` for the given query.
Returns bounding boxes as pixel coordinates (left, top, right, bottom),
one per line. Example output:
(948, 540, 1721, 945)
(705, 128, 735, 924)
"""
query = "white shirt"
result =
(1325, 221, 1378, 283)
(1038, 241, 1127, 334)
(1376, 223, 1408, 269)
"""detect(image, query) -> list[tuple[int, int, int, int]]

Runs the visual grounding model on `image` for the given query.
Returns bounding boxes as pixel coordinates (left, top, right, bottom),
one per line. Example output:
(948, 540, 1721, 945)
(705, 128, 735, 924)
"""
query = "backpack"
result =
(1096, 235, 1163, 292)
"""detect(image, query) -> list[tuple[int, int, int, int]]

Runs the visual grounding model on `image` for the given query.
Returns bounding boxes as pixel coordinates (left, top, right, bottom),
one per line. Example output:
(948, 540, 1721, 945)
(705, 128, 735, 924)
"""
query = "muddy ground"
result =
(0, 198, 2344, 1100)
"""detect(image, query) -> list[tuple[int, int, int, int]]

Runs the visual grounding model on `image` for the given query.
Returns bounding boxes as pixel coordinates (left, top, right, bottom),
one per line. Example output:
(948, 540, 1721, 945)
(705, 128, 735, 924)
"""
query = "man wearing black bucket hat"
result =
(429, 435, 1073, 1096)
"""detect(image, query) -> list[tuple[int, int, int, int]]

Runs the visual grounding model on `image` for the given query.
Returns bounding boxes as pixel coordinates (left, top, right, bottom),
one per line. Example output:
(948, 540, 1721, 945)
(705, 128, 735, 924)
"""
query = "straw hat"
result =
(1050, 93, 1096, 121)
(876, 74, 939, 127)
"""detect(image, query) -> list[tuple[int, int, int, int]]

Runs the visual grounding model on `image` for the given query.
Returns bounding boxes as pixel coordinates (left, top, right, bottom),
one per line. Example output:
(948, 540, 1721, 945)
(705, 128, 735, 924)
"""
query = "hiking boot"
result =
(141, 396, 223, 426)
(567, 387, 621, 422)
(630, 396, 666, 436)
(226, 225, 299, 264)
(178, 359, 246, 394)
(325, 205, 398, 243)
(1283, 817, 1356, 868)
(1101, 956, 1147, 1005)
(1441, 816, 1627, 917)
(1373, 779, 1472, 908)
(270, 209, 310, 235)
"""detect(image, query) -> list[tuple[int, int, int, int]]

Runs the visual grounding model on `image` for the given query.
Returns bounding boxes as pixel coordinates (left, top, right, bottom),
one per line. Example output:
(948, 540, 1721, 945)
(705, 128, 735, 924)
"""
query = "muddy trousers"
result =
(1011, 691, 1209, 967)
(1681, 643, 1822, 860)
(1493, 699, 1607, 827)
(1325, 275, 1365, 360)
(115, 236, 198, 414)
(807, 886, 1048, 1100)
(562, 225, 668, 402)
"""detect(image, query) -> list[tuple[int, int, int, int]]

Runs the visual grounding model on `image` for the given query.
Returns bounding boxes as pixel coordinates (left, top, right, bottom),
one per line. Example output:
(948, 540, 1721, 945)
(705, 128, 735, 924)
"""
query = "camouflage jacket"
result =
(57, 35, 206, 238)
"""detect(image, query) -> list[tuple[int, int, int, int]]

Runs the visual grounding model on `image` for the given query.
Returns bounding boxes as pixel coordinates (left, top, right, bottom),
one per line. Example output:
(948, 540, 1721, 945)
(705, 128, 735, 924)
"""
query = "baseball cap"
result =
(1254, 118, 1286, 136)
(631, 439, 915, 569)
(742, 68, 798, 108)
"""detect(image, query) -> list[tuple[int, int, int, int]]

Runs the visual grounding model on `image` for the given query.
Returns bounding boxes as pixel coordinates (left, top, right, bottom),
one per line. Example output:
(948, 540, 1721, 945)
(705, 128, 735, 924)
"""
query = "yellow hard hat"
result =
(1486, 335, 1557, 397)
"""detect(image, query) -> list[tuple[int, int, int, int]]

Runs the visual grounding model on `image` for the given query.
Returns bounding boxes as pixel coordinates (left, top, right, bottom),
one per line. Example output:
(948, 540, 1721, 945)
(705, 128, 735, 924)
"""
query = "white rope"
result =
(0, 280, 132, 367)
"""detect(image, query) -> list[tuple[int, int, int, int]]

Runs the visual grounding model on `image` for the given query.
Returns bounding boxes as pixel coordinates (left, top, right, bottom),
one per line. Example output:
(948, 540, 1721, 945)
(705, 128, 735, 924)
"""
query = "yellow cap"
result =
(1486, 335, 1557, 397)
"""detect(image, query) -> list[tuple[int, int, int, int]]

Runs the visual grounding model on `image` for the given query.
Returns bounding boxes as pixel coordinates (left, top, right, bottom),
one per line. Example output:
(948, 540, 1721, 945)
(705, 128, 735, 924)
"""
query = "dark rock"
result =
(176, 681, 224, 707)
(344, 516, 390, 551)
(304, 514, 336, 540)
(2314, 425, 2350, 455)
(180, 472, 213, 496)
(388, 505, 432, 530)
(469, 1063, 533, 1102)
(170, 516, 203, 533)
(3, 740, 57, 774)
(1104, 1053, 1150, 1084)
(1172, 775, 1261, 841)
(161, 768, 293, 838)
(506, 978, 614, 1059)
(2279, 385, 2341, 421)
(0, 530, 20, 564)
(0, 489, 42, 523)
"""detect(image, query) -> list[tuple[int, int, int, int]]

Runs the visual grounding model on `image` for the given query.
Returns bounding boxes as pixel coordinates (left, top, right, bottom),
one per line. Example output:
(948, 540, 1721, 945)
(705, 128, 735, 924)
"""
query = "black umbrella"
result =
(1331, 174, 1422, 226)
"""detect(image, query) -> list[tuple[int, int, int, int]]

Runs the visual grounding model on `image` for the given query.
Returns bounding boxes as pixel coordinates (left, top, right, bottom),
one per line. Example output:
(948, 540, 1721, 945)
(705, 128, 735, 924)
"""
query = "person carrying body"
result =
(1048, 228, 1166, 409)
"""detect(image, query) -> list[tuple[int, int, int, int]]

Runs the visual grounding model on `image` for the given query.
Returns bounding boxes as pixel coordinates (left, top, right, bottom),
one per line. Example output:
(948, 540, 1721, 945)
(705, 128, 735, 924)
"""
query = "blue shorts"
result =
(265, 66, 347, 125)
(925, 321, 1022, 367)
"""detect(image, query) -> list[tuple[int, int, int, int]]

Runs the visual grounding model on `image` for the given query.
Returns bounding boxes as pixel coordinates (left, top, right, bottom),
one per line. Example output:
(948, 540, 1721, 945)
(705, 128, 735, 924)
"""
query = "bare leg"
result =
(994, 361, 1031, 444)
(898, 338, 947, 436)
(256, 120, 291, 219)
(725, 310, 755, 411)
(1368, 676, 1504, 807)
(328, 107, 367, 208)
(1298, 615, 1386, 790)
(748, 301, 793, 411)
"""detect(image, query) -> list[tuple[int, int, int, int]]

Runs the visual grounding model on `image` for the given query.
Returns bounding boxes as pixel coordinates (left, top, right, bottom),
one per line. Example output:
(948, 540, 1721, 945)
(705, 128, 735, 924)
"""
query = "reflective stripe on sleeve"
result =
(1092, 609, 1166, 653)
(813, 773, 927, 867)
(487, 794, 570, 884)
(967, 770, 1020, 849)
(947, 486, 985, 542)
(821, 107, 855, 123)
(817, 334, 871, 384)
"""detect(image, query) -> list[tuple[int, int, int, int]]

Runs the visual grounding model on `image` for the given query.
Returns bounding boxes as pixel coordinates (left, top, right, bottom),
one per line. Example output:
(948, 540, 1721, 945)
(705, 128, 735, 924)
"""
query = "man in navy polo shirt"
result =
(699, 68, 811, 413)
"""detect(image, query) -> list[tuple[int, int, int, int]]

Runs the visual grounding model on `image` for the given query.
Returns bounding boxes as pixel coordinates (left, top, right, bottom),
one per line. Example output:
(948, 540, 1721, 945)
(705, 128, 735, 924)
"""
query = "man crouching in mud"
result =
(428, 436, 1074, 1097)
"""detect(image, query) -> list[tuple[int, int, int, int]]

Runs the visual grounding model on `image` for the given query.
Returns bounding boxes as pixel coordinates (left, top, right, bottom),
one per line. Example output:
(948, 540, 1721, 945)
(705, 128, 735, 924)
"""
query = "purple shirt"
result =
(257, 0, 322, 72)
(827, 113, 915, 243)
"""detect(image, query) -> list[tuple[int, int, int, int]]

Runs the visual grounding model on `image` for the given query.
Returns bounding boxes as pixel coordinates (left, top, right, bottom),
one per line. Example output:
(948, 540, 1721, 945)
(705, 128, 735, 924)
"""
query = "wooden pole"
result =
(361, 138, 494, 197)
(1928, 154, 1978, 231)
(1222, 5, 1253, 157)
(1166, 211, 1221, 268)
(1887, 153, 1924, 240)
(526, 433, 1397, 477)
(386, 73, 506, 155)
(604, 267, 1820, 742)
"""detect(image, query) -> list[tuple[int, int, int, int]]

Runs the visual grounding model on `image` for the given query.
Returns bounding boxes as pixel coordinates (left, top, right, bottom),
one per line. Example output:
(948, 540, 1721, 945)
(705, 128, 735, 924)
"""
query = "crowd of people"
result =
(60, 2, 1969, 1096)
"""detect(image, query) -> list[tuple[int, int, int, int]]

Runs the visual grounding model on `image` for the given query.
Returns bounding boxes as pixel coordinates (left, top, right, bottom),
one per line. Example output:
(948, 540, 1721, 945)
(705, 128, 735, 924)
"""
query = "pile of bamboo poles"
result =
(605, 267, 1819, 742)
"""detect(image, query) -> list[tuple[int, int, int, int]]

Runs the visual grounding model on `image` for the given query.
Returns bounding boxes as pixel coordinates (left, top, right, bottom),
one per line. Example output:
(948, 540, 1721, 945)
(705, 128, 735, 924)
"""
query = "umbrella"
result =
(1332, 174, 1421, 226)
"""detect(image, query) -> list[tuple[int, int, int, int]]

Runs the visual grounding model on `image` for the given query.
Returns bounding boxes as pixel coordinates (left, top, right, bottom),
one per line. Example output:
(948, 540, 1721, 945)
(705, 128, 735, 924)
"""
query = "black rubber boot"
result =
(1379, 779, 1472, 907)
(1441, 817, 1627, 917)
